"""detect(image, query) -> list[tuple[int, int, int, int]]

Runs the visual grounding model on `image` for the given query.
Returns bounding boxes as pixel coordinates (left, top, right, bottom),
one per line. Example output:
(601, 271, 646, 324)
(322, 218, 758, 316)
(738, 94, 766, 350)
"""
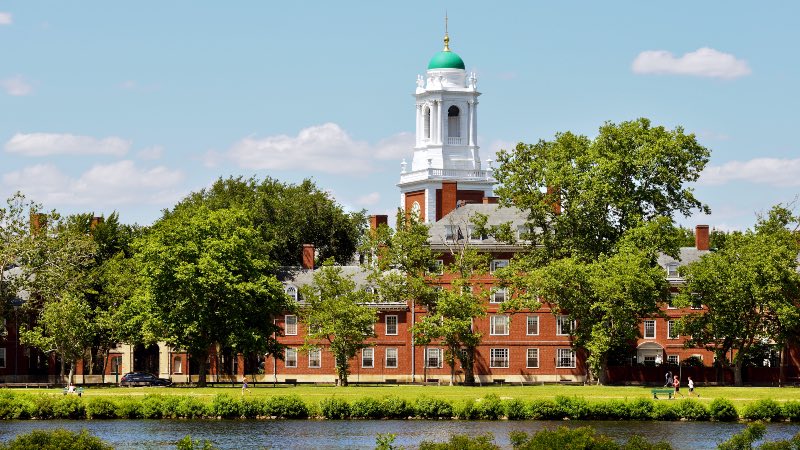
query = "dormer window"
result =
(666, 263, 679, 278)
(285, 286, 298, 301)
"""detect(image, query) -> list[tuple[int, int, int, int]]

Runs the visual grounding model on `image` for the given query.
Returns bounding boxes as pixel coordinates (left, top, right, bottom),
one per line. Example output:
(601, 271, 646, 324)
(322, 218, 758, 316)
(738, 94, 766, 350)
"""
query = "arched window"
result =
(448, 105, 460, 138)
(423, 106, 431, 139)
(173, 356, 183, 374)
(285, 286, 298, 301)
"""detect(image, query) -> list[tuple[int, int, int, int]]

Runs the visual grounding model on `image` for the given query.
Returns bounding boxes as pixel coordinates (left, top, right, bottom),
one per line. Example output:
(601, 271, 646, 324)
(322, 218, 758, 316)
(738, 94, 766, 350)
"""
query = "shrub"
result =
(30, 395, 55, 419)
(320, 397, 350, 419)
(476, 394, 504, 420)
(527, 399, 563, 420)
(650, 401, 679, 421)
(176, 396, 208, 419)
(418, 433, 500, 450)
(210, 394, 241, 419)
(159, 396, 181, 419)
(413, 396, 452, 419)
(783, 401, 800, 422)
(709, 398, 738, 422)
(176, 435, 219, 450)
(52, 395, 85, 419)
(510, 427, 617, 450)
(743, 399, 784, 422)
(0, 428, 113, 450)
(453, 399, 478, 420)
(627, 398, 655, 421)
(115, 397, 142, 419)
(239, 398, 261, 419)
(717, 422, 766, 450)
(504, 398, 529, 420)
(676, 399, 709, 421)
(85, 398, 117, 419)
(350, 397, 384, 419)
(267, 395, 309, 419)
(8, 397, 35, 420)
(586, 399, 630, 420)
(554, 396, 589, 420)
(380, 396, 411, 419)
(140, 394, 165, 419)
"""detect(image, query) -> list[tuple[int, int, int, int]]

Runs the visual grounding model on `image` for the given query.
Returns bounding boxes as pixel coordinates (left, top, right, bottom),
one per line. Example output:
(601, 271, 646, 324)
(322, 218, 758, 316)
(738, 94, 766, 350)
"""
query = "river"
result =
(1, 420, 798, 449)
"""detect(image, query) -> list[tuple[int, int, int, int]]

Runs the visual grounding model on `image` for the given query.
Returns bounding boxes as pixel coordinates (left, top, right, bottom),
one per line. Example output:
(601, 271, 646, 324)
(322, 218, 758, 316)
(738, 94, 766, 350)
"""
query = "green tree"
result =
(300, 260, 377, 386)
(676, 205, 800, 386)
(135, 205, 287, 386)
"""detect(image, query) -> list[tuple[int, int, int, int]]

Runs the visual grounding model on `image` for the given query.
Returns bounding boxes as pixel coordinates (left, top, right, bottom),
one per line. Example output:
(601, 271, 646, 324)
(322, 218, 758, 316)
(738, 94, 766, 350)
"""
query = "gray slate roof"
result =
(427, 203, 530, 250)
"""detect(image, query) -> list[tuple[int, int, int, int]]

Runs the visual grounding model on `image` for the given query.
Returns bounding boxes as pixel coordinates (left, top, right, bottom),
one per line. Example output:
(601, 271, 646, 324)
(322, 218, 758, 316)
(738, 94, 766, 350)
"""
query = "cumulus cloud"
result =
(136, 145, 164, 160)
(0, 13, 11, 25)
(225, 123, 411, 175)
(2, 161, 185, 206)
(632, 47, 751, 79)
(355, 192, 381, 206)
(700, 158, 800, 187)
(1, 75, 32, 96)
(5, 132, 131, 157)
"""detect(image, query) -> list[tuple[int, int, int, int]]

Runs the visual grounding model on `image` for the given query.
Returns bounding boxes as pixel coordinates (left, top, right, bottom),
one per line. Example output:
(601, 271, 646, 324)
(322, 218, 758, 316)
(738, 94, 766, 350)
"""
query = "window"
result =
(284, 315, 297, 335)
(362, 348, 374, 368)
(385, 348, 398, 368)
(491, 259, 509, 273)
(667, 355, 679, 365)
(667, 292, 677, 309)
(557, 348, 576, 368)
(666, 263, 679, 278)
(447, 105, 460, 138)
(644, 320, 656, 339)
(556, 315, 574, 335)
(364, 286, 377, 295)
(668, 320, 679, 339)
(445, 226, 455, 241)
(309, 349, 321, 368)
(517, 225, 529, 240)
(490, 348, 509, 368)
(491, 287, 507, 304)
(172, 356, 182, 374)
(526, 315, 539, 335)
(285, 286, 298, 301)
(426, 348, 442, 368)
(527, 348, 539, 368)
(490, 315, 509, 335)
(431, 259, 444, 275)
(285, 348, 297, 368)
(111, 355, 123, 374)
(423, 106, 431, 139)
(386, 315, 398, 335)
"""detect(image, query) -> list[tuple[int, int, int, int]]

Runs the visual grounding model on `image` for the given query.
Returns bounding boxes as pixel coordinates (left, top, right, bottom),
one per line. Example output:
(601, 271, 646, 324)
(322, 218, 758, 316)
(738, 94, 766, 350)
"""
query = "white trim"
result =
(556, 348, 576, 368)
(556, 315, 574, 336)
(490, 287, 507, 304)
(490, 259, 509, 273)
(490, 348, 509, 368)
(361, 348, 374, 368)
(385, 348, 398, 368)
(526, 348, 539, 368)
(644, 319, 656, 339)
(526, 315, 539, 336)
(489, 315, 509, 335)
(425, 348, 442, 368)
(667, 320, 679, 339)
(285, 348, 297, 368)
(284, 315, 298, 336)
(385, 315, 398, 336)
(308, 349, 321, 369)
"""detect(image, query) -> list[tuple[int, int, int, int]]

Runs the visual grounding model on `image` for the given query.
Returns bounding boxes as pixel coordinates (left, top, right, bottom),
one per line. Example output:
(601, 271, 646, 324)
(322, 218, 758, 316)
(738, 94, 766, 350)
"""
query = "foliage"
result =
(300, 261, 377, 386)
(176, 435, 219, 450)
(209, 394, 241, 419)
(717, 422, 767, 450)
(350, 397, 384, 419)
(527, 399, 564, 420)
(319, 397, 350, 419)
(380, 396, 411, 419)
(743, 399, 784, 422)
(0, 428, 113, 450)
(782, 401, 800, 422)
(264, 395, 309, 419)
(418, 433, 499, 450)
(503, 398, 529, 420)
(85, 397, 117, 419)
(510, 426, 673, 450)
(375, 433, 402, 450)
(709, 398, 739, 422)
(675, 398, 709, 421)
(413, 396, 453, 419)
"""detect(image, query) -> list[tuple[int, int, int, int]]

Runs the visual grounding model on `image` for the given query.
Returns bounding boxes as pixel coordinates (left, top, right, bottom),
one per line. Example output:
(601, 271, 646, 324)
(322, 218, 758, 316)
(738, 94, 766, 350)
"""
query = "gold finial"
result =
(443, 12, 450, 51)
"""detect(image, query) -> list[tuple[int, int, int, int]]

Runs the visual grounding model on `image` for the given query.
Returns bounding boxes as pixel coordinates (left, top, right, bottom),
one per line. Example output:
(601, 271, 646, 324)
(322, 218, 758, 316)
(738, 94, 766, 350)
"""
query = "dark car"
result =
(119, 372, 172, 387)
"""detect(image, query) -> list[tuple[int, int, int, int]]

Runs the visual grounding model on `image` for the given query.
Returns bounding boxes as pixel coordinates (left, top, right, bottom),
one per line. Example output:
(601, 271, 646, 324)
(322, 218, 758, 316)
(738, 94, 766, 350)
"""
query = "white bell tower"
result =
(398, 25, 496, 223)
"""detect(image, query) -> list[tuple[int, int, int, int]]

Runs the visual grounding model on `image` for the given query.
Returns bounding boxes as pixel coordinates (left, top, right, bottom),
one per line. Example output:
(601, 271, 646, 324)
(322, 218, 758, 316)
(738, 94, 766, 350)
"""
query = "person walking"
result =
(673, 375, 683, 398)
(664, 370, 673, 387)
(241, 376, 251, 395)
(688, 376, 698, 397)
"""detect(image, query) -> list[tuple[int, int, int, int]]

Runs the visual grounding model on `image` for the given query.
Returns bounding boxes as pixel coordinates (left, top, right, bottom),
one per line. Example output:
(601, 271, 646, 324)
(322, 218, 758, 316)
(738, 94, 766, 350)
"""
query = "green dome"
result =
(427, 51, 465, 70)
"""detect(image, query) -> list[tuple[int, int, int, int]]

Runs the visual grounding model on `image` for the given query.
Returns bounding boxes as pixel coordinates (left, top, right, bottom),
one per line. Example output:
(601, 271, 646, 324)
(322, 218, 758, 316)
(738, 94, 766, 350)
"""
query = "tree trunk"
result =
(734, 357, 743, 387)
(779, 346, 786, 388)
(462, 348, 475, 385)
(597, 360, 608, 385)
(197, 354, 208, 387)
(67, 362, 75, 386)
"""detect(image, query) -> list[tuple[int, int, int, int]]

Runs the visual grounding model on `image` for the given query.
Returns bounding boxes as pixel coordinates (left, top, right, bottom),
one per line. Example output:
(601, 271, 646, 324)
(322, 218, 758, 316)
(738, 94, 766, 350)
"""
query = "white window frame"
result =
(385, 315, 398, 335)
(445, 225, 456, 241)
(432, 259, 444, 275)
(284, 315, 298, 336)
(308, 349, 321, 368)
(285, 285, 298, 301)
(425, 348, 442, 368)
(285, 348, 297, 368)
(644, 320, 656, 339)
(667, 355, 679, 365)
(385, 348, 398, 368)
(667, 292, 678, 309)
(490, 348, 509, 368)
(172, 355, 182, 374)
(556, 315, 574, 336)
(556, 348, 576, 368)
(362, 348, 374, 368)
(668, 320, 679, 339)
(490, 259, 509, 273)
(490, 315, 509, 335)
(526, 348, 539, 368)
(490, 287, 507, 304)
(526, 315, 539, 336)
(666, 263, 679, 278)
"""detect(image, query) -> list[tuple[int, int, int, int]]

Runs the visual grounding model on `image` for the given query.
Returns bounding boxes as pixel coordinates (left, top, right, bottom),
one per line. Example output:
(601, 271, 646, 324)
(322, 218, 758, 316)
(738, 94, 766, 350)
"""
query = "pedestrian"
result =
(688, 376, 698, 397)
(241, 376, 251, 395)
(673, 375, 683, 398)
(664, 370, 672, 387)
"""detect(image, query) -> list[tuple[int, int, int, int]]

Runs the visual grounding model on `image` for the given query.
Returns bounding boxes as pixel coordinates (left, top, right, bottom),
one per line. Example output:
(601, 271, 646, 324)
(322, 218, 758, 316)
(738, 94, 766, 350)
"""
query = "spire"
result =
(443, 12, 450, 51)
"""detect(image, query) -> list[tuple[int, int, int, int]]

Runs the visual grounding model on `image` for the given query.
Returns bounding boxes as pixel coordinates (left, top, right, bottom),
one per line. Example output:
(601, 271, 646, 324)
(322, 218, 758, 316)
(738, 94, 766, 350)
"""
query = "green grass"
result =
(14, 384, 800, 410)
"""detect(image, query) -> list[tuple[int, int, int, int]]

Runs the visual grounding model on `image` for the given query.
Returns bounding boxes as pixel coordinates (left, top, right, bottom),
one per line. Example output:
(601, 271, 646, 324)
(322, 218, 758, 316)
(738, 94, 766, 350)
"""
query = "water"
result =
(0, 420, 798, 449)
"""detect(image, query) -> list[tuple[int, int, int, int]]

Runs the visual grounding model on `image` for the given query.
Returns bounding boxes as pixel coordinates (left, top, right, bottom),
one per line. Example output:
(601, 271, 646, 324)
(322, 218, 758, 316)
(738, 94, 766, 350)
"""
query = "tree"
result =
(676, 205, 800, 386)
(300, 260, 376, 386)
(135, 205, 288, 386)
(19, 294, 94, 384)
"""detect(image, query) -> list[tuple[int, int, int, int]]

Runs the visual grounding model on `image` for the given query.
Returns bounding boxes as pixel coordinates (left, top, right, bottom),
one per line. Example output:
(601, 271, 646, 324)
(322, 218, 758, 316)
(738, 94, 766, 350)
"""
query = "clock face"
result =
(411, 201, 421, 217)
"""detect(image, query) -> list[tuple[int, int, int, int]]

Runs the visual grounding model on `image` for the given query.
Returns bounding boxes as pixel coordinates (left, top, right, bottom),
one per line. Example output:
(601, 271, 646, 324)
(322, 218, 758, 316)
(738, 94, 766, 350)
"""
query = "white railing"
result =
(399, 168, 495, 183)
(447, 137, 465, 145)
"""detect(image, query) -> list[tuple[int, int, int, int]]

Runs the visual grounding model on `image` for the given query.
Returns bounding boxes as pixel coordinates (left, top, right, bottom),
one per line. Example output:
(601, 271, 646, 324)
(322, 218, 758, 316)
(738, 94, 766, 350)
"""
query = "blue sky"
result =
(2, 2, 798, 231)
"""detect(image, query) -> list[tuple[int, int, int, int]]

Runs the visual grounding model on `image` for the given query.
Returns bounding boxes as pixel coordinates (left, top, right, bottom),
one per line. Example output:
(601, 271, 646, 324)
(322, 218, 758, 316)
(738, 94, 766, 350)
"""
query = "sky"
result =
(2, 2, 799, 231)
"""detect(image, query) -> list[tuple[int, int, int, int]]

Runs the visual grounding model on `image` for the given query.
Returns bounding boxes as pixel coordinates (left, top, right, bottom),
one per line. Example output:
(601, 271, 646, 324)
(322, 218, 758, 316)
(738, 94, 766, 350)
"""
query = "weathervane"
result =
(443, 12, 450, 51)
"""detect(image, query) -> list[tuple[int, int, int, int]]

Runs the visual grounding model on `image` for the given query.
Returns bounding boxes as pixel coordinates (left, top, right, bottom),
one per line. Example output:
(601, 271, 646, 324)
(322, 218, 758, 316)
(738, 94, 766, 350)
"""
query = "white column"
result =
(415, 105, 421, 146)
(437, 100, 443, 145)
(468, 100, 474, 146)
(472, 100, 478, 146)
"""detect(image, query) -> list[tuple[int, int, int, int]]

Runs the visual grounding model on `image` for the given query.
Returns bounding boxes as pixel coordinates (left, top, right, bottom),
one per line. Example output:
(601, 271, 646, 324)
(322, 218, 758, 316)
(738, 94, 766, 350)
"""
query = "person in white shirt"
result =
(688, 376, 697, 397)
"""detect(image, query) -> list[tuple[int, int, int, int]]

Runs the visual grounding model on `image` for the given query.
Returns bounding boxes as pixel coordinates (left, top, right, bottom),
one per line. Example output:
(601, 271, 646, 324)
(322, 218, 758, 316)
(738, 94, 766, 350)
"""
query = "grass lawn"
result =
(12, 384, 800, 409)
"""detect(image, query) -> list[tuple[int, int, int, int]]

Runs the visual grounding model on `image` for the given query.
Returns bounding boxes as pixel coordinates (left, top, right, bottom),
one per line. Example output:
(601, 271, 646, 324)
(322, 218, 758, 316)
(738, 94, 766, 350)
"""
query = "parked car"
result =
(119, 372, 172, 387)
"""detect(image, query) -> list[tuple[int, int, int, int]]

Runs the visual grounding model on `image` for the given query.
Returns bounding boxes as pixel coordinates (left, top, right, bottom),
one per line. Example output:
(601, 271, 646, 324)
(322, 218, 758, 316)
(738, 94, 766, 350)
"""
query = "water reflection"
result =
(0, 420, 798, 449)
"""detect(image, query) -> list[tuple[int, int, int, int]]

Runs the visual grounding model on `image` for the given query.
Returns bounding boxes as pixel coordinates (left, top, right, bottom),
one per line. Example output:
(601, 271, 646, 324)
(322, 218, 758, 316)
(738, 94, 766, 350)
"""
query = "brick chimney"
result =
(29, 213, 47, 234)
(90, 216, 104, 230)
(441, 181, 457, 218)
(301, 244, 315, 270)
(695, 225, 710, 251)
(482, 196, 499, 204)
(369, 215, 388, 232)
(546, 186, 561, 215)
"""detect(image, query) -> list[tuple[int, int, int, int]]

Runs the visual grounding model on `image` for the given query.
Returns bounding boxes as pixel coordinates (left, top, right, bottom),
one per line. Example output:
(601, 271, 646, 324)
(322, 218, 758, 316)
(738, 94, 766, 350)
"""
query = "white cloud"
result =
(0, 13, 11, 25)
(355, 192, 381, 206)
(2, 161, 185, 206)
(225, 123, 411, 175)
(5, 133, 131, 157)
(632, 47, 751, 79)
(1, 75, 32, 96)
(700, 158, 800, 187)
(136, 145, 164, 160)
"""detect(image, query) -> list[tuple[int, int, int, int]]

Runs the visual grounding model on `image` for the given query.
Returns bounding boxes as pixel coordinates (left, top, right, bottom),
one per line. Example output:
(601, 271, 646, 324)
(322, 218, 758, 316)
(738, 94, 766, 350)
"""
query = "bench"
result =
(63, 387, 84, 397)
(284, 379, 297, 386)
(651, 388, 674, 399)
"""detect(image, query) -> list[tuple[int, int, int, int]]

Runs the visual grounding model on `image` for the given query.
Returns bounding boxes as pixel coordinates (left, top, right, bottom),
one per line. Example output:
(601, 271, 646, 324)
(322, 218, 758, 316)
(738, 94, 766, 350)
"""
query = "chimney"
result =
(369, 215, 388, 232)
(441, 181, 457, 218)
(29, 213, 47, 235)
(90, 216, 104, 230)
(482, 196, 499, 204)
(546, 186, 561, 215)
(301, 244, 315, 270)
(695, 225, 710, 251)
